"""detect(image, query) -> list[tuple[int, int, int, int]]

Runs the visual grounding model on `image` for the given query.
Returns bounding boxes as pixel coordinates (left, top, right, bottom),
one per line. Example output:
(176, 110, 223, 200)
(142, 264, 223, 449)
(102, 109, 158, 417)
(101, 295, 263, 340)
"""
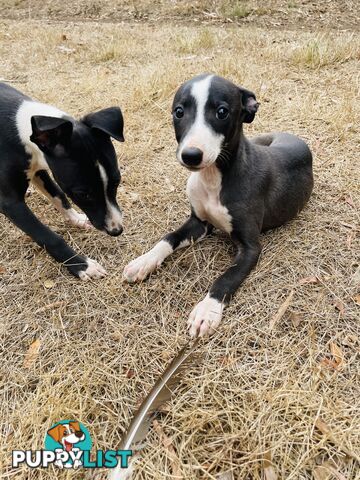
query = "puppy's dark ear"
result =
(82, 107, 124, 142)
(239, 87, 259, 123)
(30, 116, 73, 151)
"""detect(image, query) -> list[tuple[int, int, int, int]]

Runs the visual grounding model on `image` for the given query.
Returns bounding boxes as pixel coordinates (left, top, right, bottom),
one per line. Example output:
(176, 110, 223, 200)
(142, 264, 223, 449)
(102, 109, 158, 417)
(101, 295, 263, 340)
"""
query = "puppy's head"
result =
(47, 421, 85, 451)
(30, 107, 124, 236)
(172, 74, 259, 170)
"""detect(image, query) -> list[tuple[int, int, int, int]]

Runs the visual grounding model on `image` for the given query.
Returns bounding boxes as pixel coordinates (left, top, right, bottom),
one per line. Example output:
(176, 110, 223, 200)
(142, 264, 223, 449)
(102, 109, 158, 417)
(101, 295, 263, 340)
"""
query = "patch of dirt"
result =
(0, 0, 359, 31)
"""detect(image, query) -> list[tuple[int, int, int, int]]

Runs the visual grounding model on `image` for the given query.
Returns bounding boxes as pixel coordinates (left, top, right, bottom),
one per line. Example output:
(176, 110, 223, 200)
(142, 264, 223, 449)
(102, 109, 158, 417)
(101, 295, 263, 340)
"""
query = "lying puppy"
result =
(124, 74, 313, 336)
(0, 82, 124, 279)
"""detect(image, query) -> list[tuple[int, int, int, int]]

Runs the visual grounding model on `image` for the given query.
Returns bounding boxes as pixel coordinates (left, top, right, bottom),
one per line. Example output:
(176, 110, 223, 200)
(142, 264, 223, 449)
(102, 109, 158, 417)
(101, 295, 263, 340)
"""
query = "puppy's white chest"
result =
(186, 168, 232, 233)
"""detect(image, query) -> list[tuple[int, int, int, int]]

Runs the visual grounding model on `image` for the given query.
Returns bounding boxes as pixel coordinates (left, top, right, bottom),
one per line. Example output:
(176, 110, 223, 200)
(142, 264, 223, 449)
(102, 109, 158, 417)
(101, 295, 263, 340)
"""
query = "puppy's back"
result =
(0, 83, 31, 145)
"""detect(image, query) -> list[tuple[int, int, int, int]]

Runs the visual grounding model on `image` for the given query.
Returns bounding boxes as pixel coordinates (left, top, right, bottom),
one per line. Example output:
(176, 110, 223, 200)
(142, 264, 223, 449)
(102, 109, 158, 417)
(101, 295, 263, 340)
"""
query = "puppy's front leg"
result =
(2, 200, 106, 280)
(188, 234, 261, 337)
(32, 170, 92, 230)
(123, 214, 211, 282)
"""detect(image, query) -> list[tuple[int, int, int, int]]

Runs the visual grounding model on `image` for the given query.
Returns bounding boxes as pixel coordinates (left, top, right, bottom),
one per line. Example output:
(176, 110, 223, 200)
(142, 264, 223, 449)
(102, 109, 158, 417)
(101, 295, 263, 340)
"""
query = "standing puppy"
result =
(124, 74, 313, 336)
(0, 82, 124, 279)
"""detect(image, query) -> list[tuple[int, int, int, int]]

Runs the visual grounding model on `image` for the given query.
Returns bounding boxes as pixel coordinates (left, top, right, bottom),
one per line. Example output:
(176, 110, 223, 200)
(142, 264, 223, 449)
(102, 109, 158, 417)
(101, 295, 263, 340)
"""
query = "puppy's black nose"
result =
(108, 225, 123, 236)
(181, 147, 203, 167)
(75, 431, 84, 439)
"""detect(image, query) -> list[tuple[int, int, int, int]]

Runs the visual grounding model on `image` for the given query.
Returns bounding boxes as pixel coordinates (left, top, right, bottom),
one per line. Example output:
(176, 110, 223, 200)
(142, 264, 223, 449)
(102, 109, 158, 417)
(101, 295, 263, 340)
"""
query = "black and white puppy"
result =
(124, 74, 313, 336)
(0, 82, 124, 279)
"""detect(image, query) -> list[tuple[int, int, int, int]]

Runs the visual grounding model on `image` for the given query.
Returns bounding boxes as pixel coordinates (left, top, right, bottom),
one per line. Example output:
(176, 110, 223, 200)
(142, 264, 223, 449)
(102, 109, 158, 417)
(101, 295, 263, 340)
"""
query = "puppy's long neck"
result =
(216, 128, 249, 174)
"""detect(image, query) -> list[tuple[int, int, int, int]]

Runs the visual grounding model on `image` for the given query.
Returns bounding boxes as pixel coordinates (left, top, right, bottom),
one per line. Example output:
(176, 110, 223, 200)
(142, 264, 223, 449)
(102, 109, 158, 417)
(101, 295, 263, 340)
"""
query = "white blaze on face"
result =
(178, 75, 224, 167)
(98, 164, 123, 232)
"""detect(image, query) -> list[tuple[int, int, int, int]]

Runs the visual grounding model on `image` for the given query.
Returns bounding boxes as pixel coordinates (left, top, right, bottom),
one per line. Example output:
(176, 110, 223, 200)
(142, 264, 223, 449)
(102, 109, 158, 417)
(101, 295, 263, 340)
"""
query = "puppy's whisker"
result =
(217, 147, 231, 167)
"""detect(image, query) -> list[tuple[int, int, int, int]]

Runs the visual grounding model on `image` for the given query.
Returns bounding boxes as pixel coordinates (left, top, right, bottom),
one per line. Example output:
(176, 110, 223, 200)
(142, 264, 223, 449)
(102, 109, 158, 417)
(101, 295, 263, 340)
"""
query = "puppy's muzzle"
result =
(104, 209, 123, 236)
(181, 147, 203, 168)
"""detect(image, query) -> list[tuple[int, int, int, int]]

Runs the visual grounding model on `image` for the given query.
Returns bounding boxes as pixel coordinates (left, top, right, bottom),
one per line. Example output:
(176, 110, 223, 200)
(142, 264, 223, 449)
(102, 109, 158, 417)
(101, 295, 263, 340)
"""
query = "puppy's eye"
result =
(216, 106, 229, 120)
(174, 106, 184, 119)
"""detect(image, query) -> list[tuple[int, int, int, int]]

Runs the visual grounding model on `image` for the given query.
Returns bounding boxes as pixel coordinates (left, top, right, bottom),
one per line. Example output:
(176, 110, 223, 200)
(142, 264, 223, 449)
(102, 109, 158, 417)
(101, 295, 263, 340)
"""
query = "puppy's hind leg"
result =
(123, 214, 211, 283)
(250, 133, 275, 146)
(32, 170, 92, 229)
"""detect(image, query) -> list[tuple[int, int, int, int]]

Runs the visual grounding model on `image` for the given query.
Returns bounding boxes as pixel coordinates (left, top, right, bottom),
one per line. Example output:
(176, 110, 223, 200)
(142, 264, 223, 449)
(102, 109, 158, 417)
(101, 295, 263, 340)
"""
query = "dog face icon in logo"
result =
(48, 421, 85, 452)
(45, 420, 92, 469)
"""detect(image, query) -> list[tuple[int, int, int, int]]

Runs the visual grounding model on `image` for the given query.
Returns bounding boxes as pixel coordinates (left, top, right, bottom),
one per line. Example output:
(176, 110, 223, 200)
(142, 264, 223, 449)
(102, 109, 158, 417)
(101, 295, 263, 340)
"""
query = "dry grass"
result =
(0, 8, 359, 480)
(1, 0, 360, 30)
(290, 33, 360, 69)
(175, 29, 217, 55)
(220, 1, 252, 19)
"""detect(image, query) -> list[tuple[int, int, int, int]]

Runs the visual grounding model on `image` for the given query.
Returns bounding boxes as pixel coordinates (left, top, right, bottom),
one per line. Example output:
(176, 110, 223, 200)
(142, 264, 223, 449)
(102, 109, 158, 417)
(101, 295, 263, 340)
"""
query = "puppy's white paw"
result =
(66, 209, 93, 230)
(79, 258, 107, 281)
(123, 253, 160, 282)
(188, 294, 224, 338)
(123, 241, 173, 283)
